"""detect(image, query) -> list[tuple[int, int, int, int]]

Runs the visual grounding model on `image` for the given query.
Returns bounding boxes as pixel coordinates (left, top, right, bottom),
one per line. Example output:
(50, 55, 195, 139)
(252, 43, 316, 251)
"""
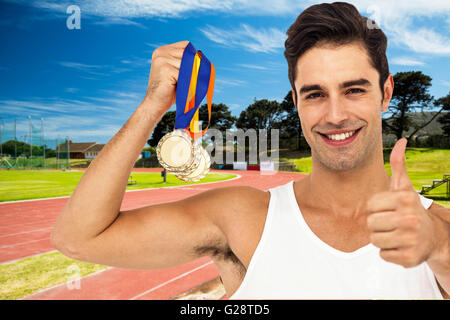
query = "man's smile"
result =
(317, 127, 363, 146)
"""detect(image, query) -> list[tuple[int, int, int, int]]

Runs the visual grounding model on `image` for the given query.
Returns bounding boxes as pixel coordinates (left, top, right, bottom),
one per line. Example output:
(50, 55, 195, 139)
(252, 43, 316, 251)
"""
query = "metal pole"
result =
(14, 118, 17, 168)
(29, 116, 32, 170)
(56, 137, 59, 169)
(23, 134, 27, 169)
(67, 136, 70, 170)
(42, 118, 45, 169)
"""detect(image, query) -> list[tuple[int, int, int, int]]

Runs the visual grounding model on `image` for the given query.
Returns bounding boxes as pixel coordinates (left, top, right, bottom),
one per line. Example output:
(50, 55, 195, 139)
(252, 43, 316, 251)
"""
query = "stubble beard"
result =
(311, 126, 380, 172)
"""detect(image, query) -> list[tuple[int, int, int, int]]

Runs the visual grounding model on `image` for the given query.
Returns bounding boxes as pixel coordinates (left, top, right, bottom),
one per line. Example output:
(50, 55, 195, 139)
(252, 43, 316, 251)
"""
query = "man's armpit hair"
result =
(194, 238, 245, 268)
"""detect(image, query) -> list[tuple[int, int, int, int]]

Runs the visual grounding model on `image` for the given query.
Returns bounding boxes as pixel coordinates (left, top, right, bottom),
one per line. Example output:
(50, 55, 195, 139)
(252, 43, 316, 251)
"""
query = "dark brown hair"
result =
(284, 2, 389, 104)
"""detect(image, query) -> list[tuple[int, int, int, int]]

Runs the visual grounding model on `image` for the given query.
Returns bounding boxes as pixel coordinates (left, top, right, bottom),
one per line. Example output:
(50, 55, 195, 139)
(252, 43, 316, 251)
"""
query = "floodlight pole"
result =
(29, 116, 32, 170)
(14, 119, 17, 168)
(56, 137, 59, 169)
(41, 118, 45, 169)
(67, 136, 70, 170)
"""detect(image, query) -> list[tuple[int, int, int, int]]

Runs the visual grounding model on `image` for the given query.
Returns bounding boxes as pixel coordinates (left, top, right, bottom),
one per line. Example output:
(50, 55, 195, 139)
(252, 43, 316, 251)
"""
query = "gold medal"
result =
(175, 146, 211, 182)
(156, 129, 202, 174)
(155, 42, 215, 182)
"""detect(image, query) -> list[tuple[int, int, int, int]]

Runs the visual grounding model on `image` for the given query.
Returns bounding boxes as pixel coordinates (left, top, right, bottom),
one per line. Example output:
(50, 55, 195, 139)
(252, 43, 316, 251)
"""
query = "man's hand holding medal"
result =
(145, 41, 215, 182)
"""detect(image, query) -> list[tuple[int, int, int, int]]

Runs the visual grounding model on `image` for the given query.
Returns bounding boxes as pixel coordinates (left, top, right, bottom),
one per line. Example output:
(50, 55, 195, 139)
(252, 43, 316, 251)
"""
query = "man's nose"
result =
(323, 94, 348, 125)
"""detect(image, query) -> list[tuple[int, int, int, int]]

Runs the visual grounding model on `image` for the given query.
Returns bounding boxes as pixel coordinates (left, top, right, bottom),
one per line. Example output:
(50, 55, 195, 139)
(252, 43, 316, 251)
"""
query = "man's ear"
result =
(381, 74, 394, 112)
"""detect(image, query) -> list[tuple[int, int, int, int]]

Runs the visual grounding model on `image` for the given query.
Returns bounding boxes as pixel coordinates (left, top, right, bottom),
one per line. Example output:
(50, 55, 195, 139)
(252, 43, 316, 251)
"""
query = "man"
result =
(51, 2, 450, 299)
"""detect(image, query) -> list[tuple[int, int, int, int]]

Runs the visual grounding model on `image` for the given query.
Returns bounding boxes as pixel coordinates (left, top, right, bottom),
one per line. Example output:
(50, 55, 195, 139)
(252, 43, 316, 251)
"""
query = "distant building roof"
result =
(68, 142, 96, 153)
(85, 144, 105, 152)
(56, 141, 105, 154)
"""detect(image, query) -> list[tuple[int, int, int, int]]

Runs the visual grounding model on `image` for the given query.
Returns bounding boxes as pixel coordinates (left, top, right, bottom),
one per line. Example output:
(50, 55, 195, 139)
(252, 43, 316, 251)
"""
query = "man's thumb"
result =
(389, 138, 411, 190)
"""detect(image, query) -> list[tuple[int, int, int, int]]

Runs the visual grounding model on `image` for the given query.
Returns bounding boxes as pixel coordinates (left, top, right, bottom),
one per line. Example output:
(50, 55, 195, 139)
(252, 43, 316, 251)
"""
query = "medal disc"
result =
(156, 129, 201, 172)
(176, 146, 211, 182)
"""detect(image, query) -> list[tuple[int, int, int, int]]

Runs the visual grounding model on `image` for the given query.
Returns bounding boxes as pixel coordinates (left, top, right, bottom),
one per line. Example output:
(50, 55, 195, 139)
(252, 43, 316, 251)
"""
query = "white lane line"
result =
(0, 250, 58, 265)
(129, 261, 214, 300)
(1, 237, 50, 247)
(0, 219, 56, 228)
(0, 227, 52, 238)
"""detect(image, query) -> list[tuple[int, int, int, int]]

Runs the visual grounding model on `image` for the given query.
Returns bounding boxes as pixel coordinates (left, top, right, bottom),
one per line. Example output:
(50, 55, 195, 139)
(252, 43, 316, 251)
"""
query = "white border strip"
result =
(0, 173, 241, 205)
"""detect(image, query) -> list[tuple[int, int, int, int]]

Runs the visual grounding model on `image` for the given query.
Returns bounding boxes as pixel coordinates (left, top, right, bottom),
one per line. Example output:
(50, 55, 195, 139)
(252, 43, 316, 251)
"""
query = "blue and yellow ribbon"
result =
(175, 42, 215, 140)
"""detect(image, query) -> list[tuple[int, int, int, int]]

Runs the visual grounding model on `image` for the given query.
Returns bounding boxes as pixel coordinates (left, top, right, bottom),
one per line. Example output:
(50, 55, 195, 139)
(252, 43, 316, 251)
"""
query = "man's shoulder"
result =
(198, 185, 270, 214)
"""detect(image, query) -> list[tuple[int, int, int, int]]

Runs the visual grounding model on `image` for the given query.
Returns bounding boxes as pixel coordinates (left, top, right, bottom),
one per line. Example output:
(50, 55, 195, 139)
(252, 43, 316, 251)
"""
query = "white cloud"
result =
(200, 24, 286, 53)
(58, 61, 103, 70)
(65, 87, 80, 93)
(92, 17, 147, 28)
(58, 61, 108, 76)
(339, 0, 450, 56)
(58, 61, 132, 76)
(147, 42, 168, 48)
(236, 64, 268, 70)
(120, 56, 151, 67)
(12, 1, 450, 56)
(391, 57, 425, 67)
(25, 0, 238, 18)
(215, 78, 247, 87)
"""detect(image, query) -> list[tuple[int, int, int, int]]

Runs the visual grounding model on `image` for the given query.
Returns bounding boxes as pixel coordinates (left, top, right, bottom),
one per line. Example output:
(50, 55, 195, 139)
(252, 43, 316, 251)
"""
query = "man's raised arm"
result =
(50, 41, 233, 269)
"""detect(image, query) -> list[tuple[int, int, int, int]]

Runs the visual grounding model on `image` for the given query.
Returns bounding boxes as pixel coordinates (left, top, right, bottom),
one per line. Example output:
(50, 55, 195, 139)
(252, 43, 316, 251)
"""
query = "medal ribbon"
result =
(175, 42, 215, 140)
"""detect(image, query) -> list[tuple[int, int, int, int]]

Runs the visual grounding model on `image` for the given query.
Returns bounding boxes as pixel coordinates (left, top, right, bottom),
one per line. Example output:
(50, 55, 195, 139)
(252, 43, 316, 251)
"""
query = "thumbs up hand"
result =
(366, 138, 439, 268)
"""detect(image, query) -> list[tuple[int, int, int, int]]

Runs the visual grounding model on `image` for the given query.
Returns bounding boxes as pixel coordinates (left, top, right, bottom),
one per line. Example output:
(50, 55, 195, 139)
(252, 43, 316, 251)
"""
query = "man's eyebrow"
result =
(299, 84, 323, 95)
(298, 78, 371, 96)
(340, 78, 371, 88)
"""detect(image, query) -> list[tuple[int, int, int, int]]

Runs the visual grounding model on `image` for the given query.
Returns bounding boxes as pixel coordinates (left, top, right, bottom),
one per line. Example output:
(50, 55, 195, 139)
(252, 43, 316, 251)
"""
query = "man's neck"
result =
(302, 149, 391, 218)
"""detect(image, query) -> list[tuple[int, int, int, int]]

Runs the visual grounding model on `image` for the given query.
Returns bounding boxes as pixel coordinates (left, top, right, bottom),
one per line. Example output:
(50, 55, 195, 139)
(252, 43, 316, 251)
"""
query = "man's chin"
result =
(314, 150, 365, 172)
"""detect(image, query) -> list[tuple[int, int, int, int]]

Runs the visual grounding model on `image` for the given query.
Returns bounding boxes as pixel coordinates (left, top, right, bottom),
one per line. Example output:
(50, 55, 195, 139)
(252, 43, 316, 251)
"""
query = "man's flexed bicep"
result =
(53, 188, 229, 270)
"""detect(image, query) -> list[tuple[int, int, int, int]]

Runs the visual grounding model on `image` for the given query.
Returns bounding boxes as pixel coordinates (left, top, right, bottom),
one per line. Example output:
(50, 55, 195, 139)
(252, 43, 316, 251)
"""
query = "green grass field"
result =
(0, 251, 107, 300)
(280, 148, 450, 208)
(0, 170, 237, 202)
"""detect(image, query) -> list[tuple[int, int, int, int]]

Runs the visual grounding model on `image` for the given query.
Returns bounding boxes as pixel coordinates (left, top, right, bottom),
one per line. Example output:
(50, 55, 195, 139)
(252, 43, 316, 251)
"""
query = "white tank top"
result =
(229, 180, 443, 299)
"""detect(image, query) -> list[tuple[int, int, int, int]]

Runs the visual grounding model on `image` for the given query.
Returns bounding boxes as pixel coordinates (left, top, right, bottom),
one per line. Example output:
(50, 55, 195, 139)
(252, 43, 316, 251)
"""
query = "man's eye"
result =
(347, 88, 365, 94)
(306, 92, 322, 99)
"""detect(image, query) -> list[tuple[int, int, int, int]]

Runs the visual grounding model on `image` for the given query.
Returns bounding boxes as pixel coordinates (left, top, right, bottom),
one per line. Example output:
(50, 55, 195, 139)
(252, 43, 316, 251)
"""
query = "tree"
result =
(198, 103, 236, 132)
(0, 140, 49, 157)
(437, 92, 450, 137)
(147, 111, 176, 147)
(382, 71, 434, 140)
(236, 98, 283, 132)
(279, 90, 302, 149)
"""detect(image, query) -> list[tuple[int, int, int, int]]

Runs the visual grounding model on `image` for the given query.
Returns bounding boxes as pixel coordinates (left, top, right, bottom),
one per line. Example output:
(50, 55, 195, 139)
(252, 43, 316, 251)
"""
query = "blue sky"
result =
(1, 0, 450, 144)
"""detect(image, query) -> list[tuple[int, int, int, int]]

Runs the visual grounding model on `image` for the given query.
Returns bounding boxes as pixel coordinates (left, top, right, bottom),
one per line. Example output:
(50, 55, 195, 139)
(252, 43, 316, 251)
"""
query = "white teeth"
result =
(326, 130, 355, 141)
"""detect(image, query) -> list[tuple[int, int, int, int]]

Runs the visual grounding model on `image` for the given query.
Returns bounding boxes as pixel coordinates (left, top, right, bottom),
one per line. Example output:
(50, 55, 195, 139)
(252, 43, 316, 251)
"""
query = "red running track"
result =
(0, 169, 305, 299)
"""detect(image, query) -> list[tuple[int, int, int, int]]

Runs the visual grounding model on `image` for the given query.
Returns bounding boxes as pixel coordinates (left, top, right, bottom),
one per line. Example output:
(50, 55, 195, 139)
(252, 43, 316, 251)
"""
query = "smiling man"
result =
(51, 2, 450, 299)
